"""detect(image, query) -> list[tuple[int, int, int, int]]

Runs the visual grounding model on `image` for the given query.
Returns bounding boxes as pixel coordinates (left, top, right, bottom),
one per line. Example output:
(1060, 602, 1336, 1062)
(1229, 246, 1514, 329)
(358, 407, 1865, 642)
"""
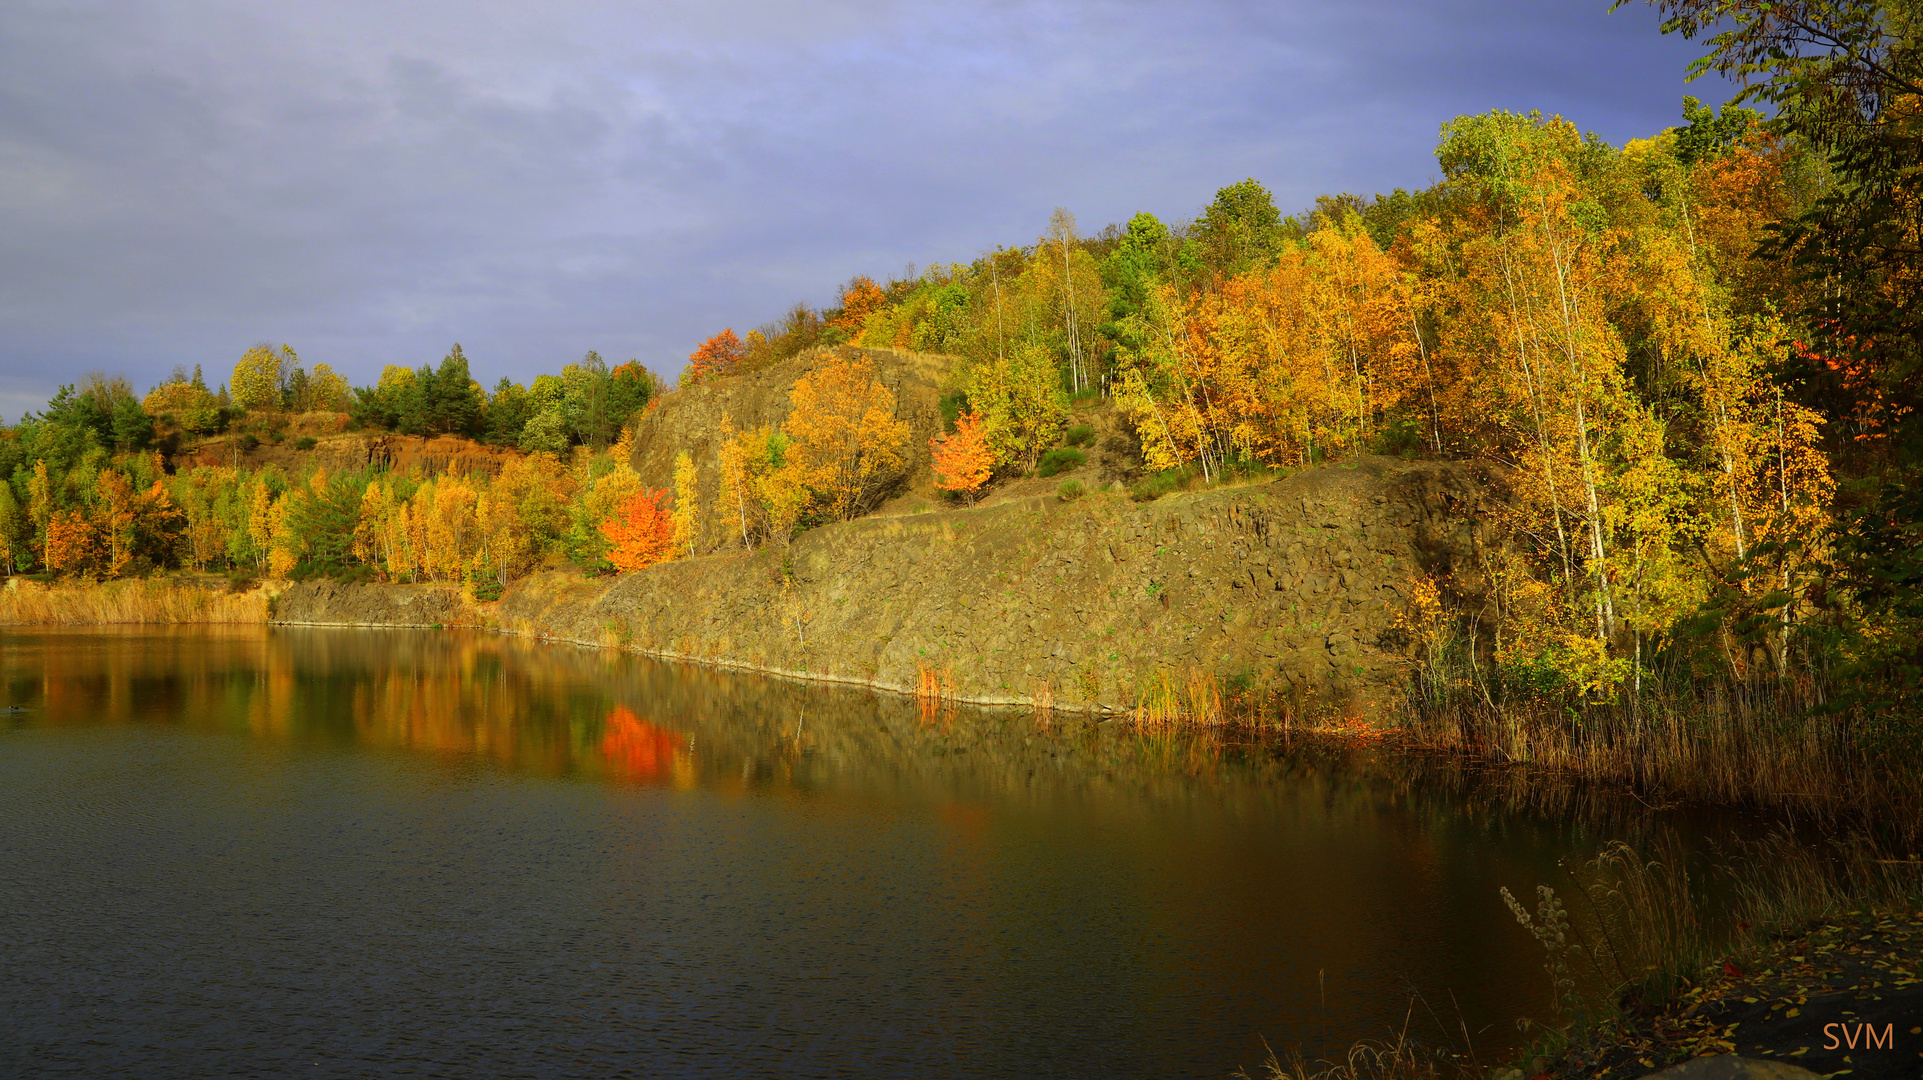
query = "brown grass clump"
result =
(1131, 666, 1224, 726)
(0, 578, 270, 625)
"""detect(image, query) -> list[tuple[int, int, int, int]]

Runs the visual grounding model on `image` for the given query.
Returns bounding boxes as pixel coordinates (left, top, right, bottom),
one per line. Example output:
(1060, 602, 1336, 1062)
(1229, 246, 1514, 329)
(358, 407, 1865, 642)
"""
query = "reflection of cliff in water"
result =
(1, 625, 1728, 850)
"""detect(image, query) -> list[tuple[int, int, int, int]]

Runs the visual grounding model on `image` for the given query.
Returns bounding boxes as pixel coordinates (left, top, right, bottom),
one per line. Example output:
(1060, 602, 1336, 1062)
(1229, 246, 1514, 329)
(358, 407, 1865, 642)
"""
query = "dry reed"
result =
(1130, 666, 1224, 726)
(914, 659, 958, 723)
(0, 579, 270, 626)
(1234, 1008, 1454, 1080)
(1031, 678, 1054, 726)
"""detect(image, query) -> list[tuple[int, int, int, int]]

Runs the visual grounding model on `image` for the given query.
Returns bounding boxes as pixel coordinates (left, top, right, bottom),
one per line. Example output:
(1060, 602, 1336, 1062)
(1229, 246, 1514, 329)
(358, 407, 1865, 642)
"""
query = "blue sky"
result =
(0, 0, 1731, 420)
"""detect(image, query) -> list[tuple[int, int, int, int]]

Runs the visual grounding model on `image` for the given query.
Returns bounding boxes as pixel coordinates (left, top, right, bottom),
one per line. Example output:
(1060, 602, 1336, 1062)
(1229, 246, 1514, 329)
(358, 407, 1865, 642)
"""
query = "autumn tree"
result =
(0, 483, 24, 573)
(599, 488, 676, 572)
(826, 276, 888, 341)
(143, 368, 220, 422)
(232, 344, 295, 410)
(717, 418, 805, 548)
(684, 329, 747, 385)
(970, 344, 1069, 470)
(671, 450, 700, 556)
(304, 362, 352, 412)
(783, 353, 911, 521)
(565, 429, 643, 570)
(27, 461, 53, 566)
(931, 411, 993, 504)
(44, 509, 104, 578)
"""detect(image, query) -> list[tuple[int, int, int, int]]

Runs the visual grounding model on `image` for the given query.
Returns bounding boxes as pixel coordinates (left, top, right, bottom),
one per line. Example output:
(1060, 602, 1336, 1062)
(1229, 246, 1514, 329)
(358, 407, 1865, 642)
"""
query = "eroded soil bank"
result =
(275, 455, 1498, 712)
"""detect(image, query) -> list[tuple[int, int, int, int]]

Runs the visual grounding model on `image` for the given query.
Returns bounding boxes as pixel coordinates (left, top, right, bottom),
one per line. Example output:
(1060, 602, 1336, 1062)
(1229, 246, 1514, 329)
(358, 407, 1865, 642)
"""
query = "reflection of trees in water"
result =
(0, 625, 1744, 853)
(598, 705, 686, 782)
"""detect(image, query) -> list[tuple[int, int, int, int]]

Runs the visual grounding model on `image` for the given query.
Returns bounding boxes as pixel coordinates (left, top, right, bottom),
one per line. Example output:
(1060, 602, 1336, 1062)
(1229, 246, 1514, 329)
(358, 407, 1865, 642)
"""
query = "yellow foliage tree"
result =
(232, 344, 294, 410)
(671, 450, 700, 556)
(306, 362, 351, 412)
(783, 353, 910, 521)
(968, 344, 1068, 471)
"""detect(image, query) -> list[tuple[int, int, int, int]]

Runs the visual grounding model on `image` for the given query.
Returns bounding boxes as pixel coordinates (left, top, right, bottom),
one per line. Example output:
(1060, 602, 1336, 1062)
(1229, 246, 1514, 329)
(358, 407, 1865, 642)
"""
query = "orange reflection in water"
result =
(599, 705, 687, 781)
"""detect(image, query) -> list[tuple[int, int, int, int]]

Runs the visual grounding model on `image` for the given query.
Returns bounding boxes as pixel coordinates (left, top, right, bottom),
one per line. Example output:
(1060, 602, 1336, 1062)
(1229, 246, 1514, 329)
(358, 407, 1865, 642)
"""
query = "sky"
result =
(0, 0, 1733, 422)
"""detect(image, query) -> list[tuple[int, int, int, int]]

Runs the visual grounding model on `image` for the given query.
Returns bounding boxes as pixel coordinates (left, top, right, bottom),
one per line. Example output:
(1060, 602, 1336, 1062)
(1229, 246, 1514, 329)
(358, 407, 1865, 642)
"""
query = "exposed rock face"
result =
(624, 347, 951, 533)
(275, 578, 471, 628)
(277, 455, 1491, 712)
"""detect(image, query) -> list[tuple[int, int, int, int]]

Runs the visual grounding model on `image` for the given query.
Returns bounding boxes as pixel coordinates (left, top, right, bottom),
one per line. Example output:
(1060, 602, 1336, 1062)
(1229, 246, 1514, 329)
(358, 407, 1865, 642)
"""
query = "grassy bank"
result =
(0, 577, 272, 626)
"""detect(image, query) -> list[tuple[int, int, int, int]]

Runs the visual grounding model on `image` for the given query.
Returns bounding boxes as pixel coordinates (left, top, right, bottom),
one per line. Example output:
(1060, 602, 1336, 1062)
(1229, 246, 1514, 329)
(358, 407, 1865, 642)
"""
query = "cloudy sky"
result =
(0, 0, 1729, 420)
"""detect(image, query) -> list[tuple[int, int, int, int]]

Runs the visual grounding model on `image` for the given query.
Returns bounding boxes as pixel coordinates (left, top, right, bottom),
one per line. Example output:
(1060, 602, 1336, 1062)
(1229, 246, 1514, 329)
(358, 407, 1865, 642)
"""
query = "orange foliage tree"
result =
(827, 276, 887, 340)
(930, 411, 994, 504)
(684, 329, 747, 385)
(44, 509, 105, 578)
(598, 488, 676, 571)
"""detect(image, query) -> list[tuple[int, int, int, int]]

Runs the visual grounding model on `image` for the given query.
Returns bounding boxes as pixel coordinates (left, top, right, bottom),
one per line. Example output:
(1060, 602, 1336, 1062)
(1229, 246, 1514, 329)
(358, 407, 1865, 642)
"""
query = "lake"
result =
(1, 626, 1649, 1078)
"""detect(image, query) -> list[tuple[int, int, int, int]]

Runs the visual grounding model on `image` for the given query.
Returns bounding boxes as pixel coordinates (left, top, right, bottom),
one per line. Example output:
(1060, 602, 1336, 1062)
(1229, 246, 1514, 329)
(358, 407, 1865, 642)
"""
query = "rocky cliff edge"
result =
(274, 455, 1497, 713)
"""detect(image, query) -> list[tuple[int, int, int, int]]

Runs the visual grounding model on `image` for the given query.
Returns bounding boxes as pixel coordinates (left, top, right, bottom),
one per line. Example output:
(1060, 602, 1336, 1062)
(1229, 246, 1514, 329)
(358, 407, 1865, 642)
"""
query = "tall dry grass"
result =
(1130, 665, 1224, 725)
(1031, 677, 1054, 726)
(1234, 1007, 1459, 1080)
(915, 659, 959, 723)
(0, 579, 270, 625)
(1397, 670, 1923, 843)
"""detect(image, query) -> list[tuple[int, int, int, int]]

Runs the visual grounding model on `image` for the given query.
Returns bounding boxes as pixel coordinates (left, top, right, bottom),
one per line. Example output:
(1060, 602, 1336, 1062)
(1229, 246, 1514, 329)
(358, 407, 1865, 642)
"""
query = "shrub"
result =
(236, 433, 260, 452)
(1058, 480, 1085, 501)
(1036, 447, 1086, 477)
(1371, 416, 1427, 459)
(268, 431, 285, 444)
(938, 390, 969, 433)
(1064, 424, 1095, 448)
(472, 579, 504, 602)
(1128, 465, 1196, 502)
(295, 436, 318, 450)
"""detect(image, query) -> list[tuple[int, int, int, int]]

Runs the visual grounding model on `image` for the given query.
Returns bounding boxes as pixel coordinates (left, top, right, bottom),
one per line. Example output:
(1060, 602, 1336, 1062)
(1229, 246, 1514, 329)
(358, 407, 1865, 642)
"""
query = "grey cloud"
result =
(0, 0, 1728, 410)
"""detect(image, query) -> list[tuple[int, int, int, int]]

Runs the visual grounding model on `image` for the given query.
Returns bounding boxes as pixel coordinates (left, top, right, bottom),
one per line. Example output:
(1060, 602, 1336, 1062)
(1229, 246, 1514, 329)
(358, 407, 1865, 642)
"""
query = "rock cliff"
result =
(623, 346, 952, 532)
(274, 455, 1497, 712)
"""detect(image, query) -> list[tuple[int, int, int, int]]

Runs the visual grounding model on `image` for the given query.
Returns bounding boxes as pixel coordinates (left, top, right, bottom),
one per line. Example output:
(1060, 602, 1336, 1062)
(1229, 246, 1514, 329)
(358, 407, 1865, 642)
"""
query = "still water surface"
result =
(3, 627, 1639, 1077)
